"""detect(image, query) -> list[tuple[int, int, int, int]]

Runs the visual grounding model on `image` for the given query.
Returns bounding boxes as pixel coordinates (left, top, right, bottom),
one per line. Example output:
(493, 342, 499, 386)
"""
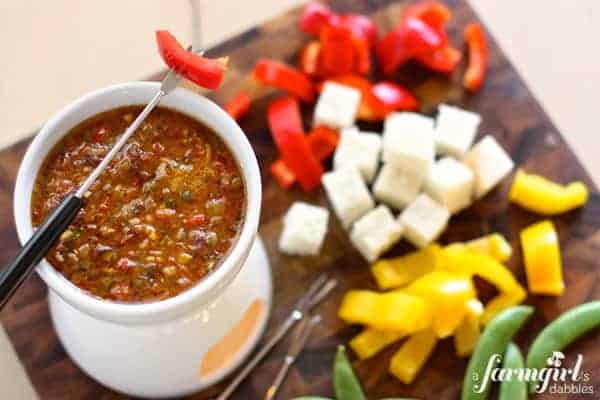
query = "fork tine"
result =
(295, 273, 328, 310)
(306, 278, 337, 311)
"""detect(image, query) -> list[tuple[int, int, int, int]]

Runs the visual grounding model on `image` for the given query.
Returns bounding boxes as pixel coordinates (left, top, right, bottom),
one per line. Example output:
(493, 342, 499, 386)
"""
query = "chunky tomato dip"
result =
(31, 106, 245, 302)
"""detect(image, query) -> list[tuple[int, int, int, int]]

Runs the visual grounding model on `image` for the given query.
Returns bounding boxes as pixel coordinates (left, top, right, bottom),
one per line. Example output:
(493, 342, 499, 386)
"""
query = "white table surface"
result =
(0, 1, 598, 397)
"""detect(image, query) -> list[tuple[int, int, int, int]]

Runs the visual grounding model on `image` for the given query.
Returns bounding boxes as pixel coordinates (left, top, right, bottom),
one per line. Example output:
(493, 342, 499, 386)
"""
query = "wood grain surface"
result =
(1, 0, 599, 399)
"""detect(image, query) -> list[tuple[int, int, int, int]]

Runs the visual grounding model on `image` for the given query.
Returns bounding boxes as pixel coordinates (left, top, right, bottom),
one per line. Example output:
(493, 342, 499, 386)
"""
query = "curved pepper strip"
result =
(520, 220, 564, 296)
(439, 245, 526, 323)
(463, 22, 488, 92)
(156, 30, 227, 90)
(389, 329, 438, 384)
(267, 97, 323, 191)
(406, 271, 477, 338)
(509, 169, 589, 215)
(270, 126, 339, 188)
(350, 328, 405, 360)
(371, 244, 440, 290)
(254, 59, 316, 103)
(463, 233, 512, 263)
(453, 299, 484, 357)
(338, 290, 431, 332)
(223, 90, 251, 121)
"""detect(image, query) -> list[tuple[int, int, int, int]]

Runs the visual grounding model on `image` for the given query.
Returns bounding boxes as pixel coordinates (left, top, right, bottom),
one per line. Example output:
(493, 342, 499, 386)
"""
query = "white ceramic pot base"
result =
(49, 237, 272, 399)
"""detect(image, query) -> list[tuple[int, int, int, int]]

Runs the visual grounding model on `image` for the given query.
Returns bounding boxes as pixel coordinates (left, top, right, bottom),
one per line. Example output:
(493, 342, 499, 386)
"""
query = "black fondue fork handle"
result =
(0, 194, 83, 310)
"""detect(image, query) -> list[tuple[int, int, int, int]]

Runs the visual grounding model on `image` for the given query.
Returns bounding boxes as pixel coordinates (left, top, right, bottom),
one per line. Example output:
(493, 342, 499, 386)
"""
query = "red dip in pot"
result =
(31, 106, 245, 302)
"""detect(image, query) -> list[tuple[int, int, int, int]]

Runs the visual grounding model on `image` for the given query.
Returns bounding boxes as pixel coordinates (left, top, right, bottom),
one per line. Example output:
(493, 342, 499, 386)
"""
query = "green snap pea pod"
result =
(526, 301, 600, 393)
(498, 343, 527, 400)
(461, 305, 534, 400)
(334, 345, 366, 400)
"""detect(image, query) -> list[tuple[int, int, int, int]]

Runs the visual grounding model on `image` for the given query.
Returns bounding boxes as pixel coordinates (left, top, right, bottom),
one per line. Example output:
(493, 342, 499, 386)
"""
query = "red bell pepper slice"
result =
(415, 45, 461, 73)
(352, 37, 371, 75)
(300, 2, 337, 36)
(267, 97, 323, 191)
(402, 1, 451, 30)
(375, 18, 445, 75)
(156, 30, 227, 90)
(371, 82, 418, 115)
(254, 59, 316, 103)
(270, 160, 297, 189)
(337, 14, 378, 45)
(320, 24, 357, 76)
(463, 23, 488, 92)
(270, 126, 339, 188)
(223, 90, 251, 121)
(299, 41, 322, 76)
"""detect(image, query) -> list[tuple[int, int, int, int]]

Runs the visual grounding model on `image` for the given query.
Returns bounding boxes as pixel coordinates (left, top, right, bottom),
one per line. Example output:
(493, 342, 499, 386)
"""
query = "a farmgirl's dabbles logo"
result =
(472, 351, 593, 395)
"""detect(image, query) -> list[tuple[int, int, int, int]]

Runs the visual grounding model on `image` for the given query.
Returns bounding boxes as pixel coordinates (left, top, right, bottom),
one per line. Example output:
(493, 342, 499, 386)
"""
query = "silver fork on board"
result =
(216, 274, 337, 400)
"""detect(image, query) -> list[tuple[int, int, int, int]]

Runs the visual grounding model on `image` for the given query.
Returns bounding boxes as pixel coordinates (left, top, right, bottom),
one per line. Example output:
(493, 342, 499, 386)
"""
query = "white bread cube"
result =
(279, 202, 329, 256)
(424, 157, 475, 214)
(399, 194, 450, 248)
(373, 163, 423, 210)
(382, 112, 435, 177)
(333, 129, 382, 182)
(434, 104, 482, 157)
(322, 167, 375, 228)
(350, 205, 403, 262)
(462, 135, 514, 198)
(313, 82, 361, 129)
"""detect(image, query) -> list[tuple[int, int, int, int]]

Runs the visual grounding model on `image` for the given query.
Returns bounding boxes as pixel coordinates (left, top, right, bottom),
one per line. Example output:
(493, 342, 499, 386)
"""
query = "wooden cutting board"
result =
(1, 0, 599, 398)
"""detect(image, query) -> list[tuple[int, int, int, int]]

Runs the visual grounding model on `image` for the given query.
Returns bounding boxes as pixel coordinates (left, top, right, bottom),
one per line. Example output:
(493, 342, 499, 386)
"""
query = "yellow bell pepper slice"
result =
(464, 233, 512, 262)
(371, 244, 440, 290)
(406, 271, 477, 338)
(454, 299, 483, 357)
(350, 328, 406, 360)
(338, 290, 431, 332)
(520, 220, 564, 296)
(389, 330, 437, 384)
(481, 286, 527, 324)
(439, 245, 523, 293)
(509, 169, 588, 215)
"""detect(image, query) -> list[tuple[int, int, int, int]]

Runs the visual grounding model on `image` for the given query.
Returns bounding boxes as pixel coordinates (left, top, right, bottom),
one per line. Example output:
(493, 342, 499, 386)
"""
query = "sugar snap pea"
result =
(461, 305, 534, 400)
(334, 345, 366, 400)
(526, 301, 600, 392)
(498, 343, 527, 400)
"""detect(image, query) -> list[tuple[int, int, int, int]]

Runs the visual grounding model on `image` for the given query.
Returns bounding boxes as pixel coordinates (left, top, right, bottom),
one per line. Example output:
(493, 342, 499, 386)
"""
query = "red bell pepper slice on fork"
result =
(267, 97, 323, 191)
(223, 90, 251, 121)
(156, 30, 228, 90)
(270, 126, 339, 188)
(463, 23, 488, 92)
(254, 59, 316, 103)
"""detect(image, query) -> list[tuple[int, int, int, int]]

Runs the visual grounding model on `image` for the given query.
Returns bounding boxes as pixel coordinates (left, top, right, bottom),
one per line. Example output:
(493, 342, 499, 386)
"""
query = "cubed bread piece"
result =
(322, 167, 375, 228)
(373, 163, 423, 210)
(279, 202, 329, 256)
(382, 112, 435, 177)
(424, 157, 475, 213)
(399, 194, 450, 248)
(313, 82, 361, 129)
(462, 135, 514, 198)
(350, 205, 403, 262)
(334, 130, 382, 182)
(434, 104, 482, 157)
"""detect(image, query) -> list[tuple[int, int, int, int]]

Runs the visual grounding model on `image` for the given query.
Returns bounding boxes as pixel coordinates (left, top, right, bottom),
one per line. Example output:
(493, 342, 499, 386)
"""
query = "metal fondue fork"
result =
(0, 52, 197, 310)
(216, 274, 337, 400)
